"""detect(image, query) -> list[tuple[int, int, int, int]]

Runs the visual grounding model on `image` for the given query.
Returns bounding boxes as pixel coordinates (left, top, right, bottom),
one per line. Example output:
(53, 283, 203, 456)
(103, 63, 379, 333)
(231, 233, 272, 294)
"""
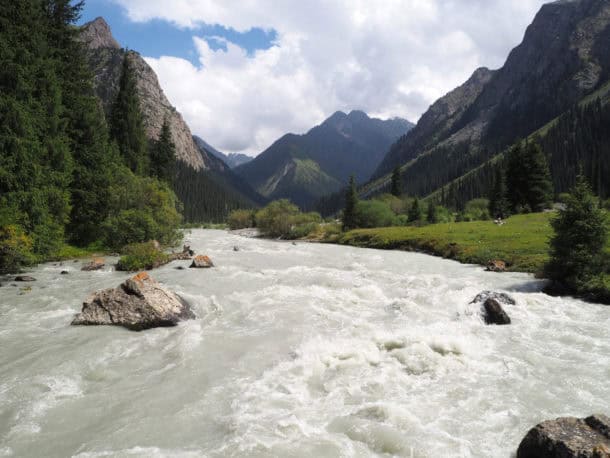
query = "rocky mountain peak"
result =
(80, 17, 120, 50)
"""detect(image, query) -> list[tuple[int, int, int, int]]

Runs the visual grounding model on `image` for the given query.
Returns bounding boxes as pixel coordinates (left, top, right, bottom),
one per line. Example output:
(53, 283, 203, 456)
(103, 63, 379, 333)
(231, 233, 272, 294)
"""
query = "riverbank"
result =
(334, 212, 610, 303)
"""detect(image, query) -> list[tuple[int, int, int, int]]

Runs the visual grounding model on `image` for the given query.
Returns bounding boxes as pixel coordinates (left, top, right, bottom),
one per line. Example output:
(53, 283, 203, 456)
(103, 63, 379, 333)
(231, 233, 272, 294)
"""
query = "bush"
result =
(374, 194, 407, 215)
(255, 200, 322, 238)
(462, 198, 491, 222)
(0, 225, 36, 274)
(228, 209, 256, 230)
(353, 200, 398, 228)
(116, 241, 169, 271)
(102, 169, 182, 249)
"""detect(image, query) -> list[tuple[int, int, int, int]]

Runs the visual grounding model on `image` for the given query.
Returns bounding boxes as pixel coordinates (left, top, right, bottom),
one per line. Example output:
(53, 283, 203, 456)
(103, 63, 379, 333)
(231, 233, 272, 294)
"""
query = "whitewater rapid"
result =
(0, 229, 608, 457)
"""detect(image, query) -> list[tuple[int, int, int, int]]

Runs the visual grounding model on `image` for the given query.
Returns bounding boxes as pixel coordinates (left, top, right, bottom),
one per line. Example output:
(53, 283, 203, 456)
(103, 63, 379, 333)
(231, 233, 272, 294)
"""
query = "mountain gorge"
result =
(194, 136, 253, 169)
(371, 0, 610, 204)
(236, 111, 413, 208)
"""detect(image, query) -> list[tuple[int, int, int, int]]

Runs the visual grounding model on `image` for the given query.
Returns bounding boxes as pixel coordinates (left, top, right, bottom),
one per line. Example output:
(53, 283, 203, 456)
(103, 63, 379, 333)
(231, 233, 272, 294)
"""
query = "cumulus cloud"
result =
(114, 0, 547, 155)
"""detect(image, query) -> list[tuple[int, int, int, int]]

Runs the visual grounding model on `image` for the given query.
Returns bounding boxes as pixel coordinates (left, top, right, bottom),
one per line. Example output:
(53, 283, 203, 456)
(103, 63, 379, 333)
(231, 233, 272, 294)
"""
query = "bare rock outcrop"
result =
(71, 272, 194, 331)
(80, 17, 208, 170)
(517, 414, 610, 458)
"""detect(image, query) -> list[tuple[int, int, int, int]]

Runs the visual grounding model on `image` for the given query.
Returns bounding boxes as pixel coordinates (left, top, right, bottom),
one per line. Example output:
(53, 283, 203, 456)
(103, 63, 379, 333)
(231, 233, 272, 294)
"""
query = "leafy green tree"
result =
(150, 118, 176, 184)
(343, 175, 358, 231)
(489, 167, 510, 219)
(408, 198, 422, 223)
(545, 175, 607, 292)
(353, 200, 398, 228)
(110, 54, 148, 175)
(390, 166, 402, 197)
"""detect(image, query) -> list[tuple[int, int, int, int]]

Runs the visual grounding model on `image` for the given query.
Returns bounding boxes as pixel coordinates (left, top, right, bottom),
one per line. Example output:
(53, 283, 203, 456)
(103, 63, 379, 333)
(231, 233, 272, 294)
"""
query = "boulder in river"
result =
(15, 276, 36, 282)
(471, 291, 516, 305)
(190, 255, 214, 268)
(60, 270, 69, 275)
(71, 272, 195, 331)
(486, 259, 506, 272)
(81, 258, 105, 271)
(517, 414, 610, 458)
(483, 298, 511, 325)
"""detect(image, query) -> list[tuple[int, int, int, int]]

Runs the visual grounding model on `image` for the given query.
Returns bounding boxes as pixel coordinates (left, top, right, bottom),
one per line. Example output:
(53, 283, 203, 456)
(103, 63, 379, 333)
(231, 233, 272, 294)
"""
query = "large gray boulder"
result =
(517, 414, 610, 458)
(483, 298, 511, 325)
(71, 272, 194, 331)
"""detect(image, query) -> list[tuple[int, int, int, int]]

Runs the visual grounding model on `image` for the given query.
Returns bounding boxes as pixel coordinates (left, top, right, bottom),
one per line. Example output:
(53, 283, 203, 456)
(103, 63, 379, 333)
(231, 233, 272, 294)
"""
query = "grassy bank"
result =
(337, 213, 610, 280)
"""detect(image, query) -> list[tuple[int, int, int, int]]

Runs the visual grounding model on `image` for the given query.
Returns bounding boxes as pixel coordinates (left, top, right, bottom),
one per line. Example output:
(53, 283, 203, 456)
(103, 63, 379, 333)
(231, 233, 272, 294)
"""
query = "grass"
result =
(338, 212, 610, 274)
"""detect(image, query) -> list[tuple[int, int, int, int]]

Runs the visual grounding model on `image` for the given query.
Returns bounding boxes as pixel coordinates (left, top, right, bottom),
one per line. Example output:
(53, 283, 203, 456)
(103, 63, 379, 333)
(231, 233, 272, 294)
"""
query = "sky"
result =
(79, 0, 549, 156)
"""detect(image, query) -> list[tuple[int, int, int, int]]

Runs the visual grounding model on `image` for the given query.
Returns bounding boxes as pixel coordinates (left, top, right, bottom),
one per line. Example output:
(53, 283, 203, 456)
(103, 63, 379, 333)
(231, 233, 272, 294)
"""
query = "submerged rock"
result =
(517, 414, 610, 458)
(190, 255, 214, 268)
(471, 291, 516, 305)
(486, 259, 506, 272)
(233, 246, 240, 252)
(71, 272, 195, 331)
(60, 271, 69, 275)
(81, 258, 105, 271)
(14, 276, 36, 282)
(483, 298, 511, 325)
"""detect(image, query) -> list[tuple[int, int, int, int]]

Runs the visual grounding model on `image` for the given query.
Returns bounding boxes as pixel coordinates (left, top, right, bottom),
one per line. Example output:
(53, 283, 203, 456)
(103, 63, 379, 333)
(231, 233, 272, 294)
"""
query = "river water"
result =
(0, 229, 608, 457)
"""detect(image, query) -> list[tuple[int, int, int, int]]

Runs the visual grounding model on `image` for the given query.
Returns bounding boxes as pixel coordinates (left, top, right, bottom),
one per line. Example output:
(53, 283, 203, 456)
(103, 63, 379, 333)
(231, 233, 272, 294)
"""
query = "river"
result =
(1, 229, 609, 457)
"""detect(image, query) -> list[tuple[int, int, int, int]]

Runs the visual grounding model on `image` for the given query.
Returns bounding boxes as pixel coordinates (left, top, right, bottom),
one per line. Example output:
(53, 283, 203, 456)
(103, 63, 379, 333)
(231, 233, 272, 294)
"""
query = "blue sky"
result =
(78, 0, 277, 67)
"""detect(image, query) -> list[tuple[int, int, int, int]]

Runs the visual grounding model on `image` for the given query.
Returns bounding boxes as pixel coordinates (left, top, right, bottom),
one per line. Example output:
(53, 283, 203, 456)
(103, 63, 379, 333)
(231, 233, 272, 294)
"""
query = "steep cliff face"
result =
(80, 17, 207, 170)
(373, 0, 610, 184)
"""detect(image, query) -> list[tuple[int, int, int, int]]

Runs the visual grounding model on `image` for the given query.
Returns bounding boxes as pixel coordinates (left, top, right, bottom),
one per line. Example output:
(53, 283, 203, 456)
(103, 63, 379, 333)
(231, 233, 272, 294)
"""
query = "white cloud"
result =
(115, 0, 548, 155)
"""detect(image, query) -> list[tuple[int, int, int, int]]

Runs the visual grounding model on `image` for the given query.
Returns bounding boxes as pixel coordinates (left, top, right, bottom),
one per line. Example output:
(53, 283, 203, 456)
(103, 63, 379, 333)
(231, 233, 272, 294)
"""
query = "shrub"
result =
(353, 200, 398, 228)
(228, 209, 256, 230)
(256, 200, 301, 237)
(116, 241, 169, 271)
(374, 194, 406, 215)
(0, 225, 36, 274)
(462, 198, 491, 222)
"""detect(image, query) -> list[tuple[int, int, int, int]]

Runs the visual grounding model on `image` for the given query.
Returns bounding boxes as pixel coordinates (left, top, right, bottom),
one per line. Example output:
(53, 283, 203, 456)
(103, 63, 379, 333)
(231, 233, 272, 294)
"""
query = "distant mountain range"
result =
(367, 0, 610, 205)
(193, 136, 253, 169)
(235, 110, 413, 208)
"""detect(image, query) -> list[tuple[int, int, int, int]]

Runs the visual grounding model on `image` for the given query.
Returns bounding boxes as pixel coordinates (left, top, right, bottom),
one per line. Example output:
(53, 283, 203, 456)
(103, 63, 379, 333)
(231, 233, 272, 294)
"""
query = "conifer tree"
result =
(343, 175, 358, 231)
(110, 54, 148, 175)
(506, 143, 529, 212)
(150, 118, 176, 184)
(426, 202, 437, 224)
(545, 175, 607, 292)
(390, 166, 402, 197)
(524, 142, 553, 212)
(408, 198, 422, 223)
(489, 167, 509, 219)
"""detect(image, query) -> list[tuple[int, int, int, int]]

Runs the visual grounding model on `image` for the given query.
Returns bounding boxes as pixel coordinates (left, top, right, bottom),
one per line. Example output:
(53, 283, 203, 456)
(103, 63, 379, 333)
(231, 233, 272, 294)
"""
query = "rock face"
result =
(72, 272, 194, 331)
(190, 255, 214, 268)
(373, 0, 610, 193)
(80, 18, 208, 170)
(517, 414, 610, 458)
(81, 258, 105, 271)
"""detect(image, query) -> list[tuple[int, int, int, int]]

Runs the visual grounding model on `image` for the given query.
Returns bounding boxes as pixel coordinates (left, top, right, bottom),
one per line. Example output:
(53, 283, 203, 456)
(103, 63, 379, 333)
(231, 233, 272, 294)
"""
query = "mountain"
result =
(371, 0, 610, 200)
(194, 136, 253, 169)
(235, 110, 413, 208)
(80, 18, 263, 220)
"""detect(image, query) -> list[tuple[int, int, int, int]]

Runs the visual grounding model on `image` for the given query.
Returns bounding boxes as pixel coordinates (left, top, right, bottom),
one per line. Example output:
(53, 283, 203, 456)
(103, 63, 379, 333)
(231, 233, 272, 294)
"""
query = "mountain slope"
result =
(372, 0, 610, 196)
(80, 17, 263, 219)
(236, 111, 413, 208)
(194, 136, 252, 168)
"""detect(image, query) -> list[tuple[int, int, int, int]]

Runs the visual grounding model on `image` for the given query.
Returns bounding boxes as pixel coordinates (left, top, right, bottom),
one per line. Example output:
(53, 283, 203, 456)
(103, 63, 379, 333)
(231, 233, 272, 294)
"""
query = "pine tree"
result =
(506, 143, 529, 212)
(110, 54, 148, 175)
(524, 142, 553, 212)
(408, 198, 422, 223)
(343, 175, 358, 231)
(390, 166, 402, 197)
(150, 118, 176, 184)
(545, 175, 607, 292)
(489, 167, 509, 219)
(426, 202, 437, 224)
